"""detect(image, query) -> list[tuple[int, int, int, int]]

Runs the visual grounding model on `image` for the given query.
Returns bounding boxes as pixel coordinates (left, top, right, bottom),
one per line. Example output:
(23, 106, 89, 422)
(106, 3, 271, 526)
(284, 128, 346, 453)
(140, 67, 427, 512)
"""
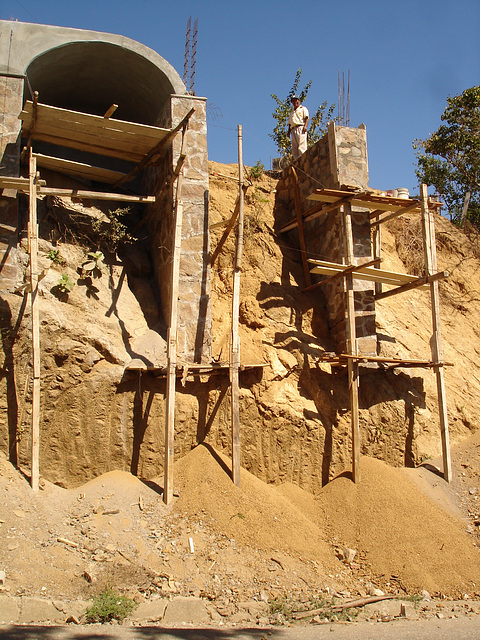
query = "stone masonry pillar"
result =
(0, 74, 24, 294)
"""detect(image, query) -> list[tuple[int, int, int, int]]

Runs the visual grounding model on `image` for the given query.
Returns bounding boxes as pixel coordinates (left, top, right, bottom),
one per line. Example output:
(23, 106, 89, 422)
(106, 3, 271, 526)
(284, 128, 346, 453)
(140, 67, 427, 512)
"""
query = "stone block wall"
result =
(275, 122, 376, 355)
(0, 75, 23, 294)
(145, 95, 211, 363)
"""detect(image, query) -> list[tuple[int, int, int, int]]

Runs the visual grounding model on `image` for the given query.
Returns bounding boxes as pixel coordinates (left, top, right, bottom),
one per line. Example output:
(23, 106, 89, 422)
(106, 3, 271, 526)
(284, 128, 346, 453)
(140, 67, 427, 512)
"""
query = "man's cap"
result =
(291, 95, 300, 102)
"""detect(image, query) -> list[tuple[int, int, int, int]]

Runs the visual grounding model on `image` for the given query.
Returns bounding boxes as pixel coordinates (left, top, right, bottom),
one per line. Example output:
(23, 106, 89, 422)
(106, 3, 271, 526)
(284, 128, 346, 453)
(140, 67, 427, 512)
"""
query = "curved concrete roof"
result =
(0, 20, 186, 125)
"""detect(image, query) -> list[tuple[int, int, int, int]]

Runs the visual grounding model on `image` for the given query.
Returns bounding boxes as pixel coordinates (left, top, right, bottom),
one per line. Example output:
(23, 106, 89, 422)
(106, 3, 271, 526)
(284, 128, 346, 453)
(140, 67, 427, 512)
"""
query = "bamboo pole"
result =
(373, 224, 382, 297)
(420, 184, 452, 482)
(28, 150, 40, 492)
(163, 124, 189, 505)
(230, 125, 244, 487)
(343, 202, 360, 483)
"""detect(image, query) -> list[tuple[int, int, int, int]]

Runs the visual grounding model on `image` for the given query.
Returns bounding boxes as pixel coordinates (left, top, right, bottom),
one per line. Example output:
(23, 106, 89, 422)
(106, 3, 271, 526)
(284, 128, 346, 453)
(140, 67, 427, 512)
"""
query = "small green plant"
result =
(269, 596, 294, 620)
(81, 251, 105, 279)
(46, 249, 65, 265)
(85, 587, 137, 623)
(92, 207, 135, 252)
(249, 160, 264, 179)
(405, 593, 423, 608)
(57, 273, 74, 293)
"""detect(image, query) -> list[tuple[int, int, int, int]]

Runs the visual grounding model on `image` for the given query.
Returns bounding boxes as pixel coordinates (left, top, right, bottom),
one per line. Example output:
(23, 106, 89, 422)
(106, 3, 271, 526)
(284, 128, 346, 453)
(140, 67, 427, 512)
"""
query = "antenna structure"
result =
(183, 16, 198, 95)
(337, 69, 350, 127)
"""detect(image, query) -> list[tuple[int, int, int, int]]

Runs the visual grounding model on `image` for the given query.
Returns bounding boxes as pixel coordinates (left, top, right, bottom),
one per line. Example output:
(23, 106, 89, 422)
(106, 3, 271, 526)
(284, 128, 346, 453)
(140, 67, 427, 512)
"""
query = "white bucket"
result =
(396, 188, 409, 199)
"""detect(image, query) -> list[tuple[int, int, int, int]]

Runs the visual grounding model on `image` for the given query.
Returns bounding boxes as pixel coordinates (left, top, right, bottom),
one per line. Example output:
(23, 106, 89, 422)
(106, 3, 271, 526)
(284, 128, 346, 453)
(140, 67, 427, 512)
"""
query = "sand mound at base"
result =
(315, 456, 480, 595)
(173, 444, 334, 567)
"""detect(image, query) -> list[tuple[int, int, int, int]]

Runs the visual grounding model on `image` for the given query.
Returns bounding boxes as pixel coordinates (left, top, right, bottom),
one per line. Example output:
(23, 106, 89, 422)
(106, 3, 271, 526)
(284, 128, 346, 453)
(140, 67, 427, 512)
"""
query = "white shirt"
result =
(288, 105, 309, 128)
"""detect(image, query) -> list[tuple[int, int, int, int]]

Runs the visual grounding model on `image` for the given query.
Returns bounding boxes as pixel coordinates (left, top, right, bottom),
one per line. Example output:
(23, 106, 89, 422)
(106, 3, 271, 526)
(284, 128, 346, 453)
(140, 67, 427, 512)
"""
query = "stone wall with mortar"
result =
(275, 122, 376, 355)
(0, 75, 24, 294)
(144, 95, 211, 363)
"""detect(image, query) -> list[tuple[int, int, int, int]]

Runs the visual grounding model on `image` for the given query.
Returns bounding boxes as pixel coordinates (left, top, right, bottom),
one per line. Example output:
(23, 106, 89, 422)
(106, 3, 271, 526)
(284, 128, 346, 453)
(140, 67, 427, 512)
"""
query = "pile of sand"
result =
(173, 446, 480, 596)
(173, 444, 334, 565)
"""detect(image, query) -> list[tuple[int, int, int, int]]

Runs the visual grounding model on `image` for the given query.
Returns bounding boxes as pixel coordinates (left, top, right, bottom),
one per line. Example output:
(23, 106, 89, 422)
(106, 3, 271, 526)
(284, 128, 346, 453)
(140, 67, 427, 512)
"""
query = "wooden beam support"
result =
(302, 258, 380, 292)
(103, 104, 118, 119)
(38, 187, 155, 203)
(28, 150, 40, 492)
(370, 202, 421, 228)
(291, 166, 311, 286)
(230, 125, 244, 488)
(375, 270, 448, 301)
(373, 223, 382, 297)
(210, 186, 249, 266)
(279, 194, 354, 233)
(112, 107, 195, 188)
(420, 183, 452, 482)
(343, 202, 360, 483)
(164, 123, 190, 505)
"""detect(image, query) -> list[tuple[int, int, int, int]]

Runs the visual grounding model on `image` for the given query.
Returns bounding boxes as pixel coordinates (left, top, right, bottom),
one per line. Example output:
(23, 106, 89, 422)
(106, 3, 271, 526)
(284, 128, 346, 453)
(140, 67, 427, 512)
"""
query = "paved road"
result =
(1, 618, 480, 640)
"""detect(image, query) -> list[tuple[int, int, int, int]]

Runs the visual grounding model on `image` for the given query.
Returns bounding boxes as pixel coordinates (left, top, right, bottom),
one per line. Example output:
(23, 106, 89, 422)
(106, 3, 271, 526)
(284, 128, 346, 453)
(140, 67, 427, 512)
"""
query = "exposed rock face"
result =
(1, 161, 480, 492)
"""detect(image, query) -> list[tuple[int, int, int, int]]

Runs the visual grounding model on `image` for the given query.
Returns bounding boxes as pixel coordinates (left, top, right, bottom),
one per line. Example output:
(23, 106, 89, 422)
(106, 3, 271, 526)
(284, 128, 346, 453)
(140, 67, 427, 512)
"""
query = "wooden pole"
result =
(373, 224, 382, 297)
(290, 167, 311, 287)
(420, 183, 452, 482)
(29, 150, 40, 492)
(163, 125, 189, 505)
(343, 202, 360, 483)
(230, 125, 244, 487)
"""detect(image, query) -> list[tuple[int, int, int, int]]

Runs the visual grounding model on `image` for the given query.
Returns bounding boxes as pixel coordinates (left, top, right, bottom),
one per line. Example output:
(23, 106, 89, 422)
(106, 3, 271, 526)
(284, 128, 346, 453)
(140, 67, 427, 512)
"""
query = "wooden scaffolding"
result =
(1, 94, 196, 493)
(2, 95, 255, 501)
(279, 180, 452, 483)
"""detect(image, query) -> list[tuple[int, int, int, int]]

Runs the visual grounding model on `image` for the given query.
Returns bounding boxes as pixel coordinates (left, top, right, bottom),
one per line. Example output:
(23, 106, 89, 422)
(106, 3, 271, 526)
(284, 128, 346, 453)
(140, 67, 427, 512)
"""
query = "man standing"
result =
(287, 95, 309, 160)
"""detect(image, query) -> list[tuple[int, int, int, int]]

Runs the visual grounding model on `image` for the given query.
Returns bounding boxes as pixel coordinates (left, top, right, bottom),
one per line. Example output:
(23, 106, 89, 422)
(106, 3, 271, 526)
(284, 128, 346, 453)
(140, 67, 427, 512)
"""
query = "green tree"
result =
(414, 86, 480, 225)
(270, 69, 336, 158)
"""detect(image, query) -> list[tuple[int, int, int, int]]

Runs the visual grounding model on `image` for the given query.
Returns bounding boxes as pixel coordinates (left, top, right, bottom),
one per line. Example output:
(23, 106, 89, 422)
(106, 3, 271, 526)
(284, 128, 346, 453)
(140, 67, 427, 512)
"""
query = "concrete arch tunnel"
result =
(1, 21, 186, 125)
(24, 40, 184, 126)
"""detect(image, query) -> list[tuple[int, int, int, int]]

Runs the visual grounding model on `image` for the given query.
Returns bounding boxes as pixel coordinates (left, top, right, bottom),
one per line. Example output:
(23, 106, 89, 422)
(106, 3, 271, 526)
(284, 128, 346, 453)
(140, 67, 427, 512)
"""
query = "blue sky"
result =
(1, 0, 479, 195)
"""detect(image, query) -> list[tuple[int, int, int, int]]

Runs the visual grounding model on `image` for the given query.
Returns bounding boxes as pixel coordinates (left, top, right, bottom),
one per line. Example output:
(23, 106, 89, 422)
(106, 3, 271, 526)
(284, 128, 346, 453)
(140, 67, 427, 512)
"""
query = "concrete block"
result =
(162, 596, 210, 626)
(132, 598, 168, 622)
(18, 597, 61, 623)
(0, 596, 20, 624)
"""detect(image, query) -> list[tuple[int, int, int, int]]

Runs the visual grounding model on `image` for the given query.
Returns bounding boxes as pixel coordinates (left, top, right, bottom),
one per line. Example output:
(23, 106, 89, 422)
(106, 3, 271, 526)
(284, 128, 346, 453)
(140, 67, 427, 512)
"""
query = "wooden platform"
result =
(33, 153, 127, 184)
(308, 258, 431, 289)
(19, 101, 171, 163)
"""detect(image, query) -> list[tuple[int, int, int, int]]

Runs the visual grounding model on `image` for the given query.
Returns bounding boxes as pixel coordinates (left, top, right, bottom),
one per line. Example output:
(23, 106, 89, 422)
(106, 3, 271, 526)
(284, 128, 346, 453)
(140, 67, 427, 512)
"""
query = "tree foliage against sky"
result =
(270, 69, 336, 158)
(415, 86, 480, 224)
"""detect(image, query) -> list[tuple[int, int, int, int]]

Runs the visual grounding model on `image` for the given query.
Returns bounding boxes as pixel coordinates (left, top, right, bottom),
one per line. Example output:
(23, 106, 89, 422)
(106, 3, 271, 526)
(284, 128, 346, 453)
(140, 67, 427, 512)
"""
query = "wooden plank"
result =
(291, 166, 311, 286)
(103, 104, 118, 119)
(20, 101, 170, 142)
(20, 101, 173, 163)
(112, 107, 195, 188)
(20, 126, 152, 162)
(375, 270, 448, 301)
(373, 224, 382, 296)
(210, 195, 241, 266)
(0, 176, 46, 190)
(38, 186, 154, 203)
(370, 202, 422, 228)
(21, 113, 166, 153)
(309, 260, 429, 288)
(279, 195, 354, 233)
(343, 202, 360, 483)
(164, 123, 190, 505)
(23, 131, 146, 163)
(164, 196, 182, 506)
(420, 183, 452, 483)
(231, 125, 244, 488)
(303, 258, 380, 292)
(29, 150, 40, 492)
(33, 153, 127, 184)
